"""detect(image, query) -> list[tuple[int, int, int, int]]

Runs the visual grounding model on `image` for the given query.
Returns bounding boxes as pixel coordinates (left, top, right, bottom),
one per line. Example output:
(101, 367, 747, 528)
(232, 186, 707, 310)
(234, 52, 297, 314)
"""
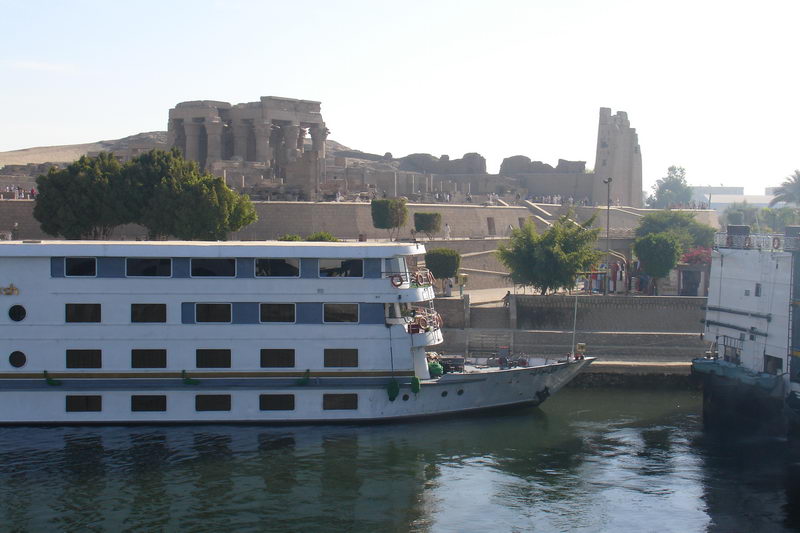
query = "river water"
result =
(1, 388, 799, 532)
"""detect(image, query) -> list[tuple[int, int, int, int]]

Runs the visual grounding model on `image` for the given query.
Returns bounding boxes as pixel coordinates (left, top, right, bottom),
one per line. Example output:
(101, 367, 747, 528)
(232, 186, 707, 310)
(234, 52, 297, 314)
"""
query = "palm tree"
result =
(769, 170, 800, 206)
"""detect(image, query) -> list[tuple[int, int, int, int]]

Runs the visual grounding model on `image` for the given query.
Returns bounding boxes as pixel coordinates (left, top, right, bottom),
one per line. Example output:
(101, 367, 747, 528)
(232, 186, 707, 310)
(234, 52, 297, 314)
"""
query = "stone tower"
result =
(593, 108, 642, 207)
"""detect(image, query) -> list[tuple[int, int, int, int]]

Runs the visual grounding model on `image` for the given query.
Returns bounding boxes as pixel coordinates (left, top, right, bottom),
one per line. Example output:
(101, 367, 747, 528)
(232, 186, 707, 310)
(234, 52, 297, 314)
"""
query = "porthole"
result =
(402, 394, 409, 401)
(8, 305, 26, 322)
(441, 391, 448, 397)
(457, 389, 464, 396)
(9, 351, 26, 368)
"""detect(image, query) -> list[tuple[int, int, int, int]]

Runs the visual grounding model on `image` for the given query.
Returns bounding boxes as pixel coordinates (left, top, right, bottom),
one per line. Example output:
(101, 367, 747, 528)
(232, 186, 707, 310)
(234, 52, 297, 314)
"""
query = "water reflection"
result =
(0, 389, 798, 531)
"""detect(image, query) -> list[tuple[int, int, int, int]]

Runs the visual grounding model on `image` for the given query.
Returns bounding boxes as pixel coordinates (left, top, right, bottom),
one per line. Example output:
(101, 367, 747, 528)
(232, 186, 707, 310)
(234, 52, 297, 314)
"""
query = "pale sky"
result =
(1, 0, 798, 194)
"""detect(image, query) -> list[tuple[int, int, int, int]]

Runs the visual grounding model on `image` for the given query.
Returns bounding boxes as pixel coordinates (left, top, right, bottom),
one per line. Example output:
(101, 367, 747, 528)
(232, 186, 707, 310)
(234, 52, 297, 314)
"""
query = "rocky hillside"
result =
(0, 132, 167, 167)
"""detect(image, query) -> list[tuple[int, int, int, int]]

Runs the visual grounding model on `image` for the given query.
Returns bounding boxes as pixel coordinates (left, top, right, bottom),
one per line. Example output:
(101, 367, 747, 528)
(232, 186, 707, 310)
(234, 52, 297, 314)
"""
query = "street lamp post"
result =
(602, 177, 613, 295)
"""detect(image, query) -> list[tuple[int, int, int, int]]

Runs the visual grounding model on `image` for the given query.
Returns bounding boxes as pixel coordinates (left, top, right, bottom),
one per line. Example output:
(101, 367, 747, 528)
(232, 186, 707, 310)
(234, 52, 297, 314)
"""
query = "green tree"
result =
(633, 232, 681, 294)
(413, 212, 442, 240)
(371, 198, 408, 241)
(769, 170, 800, 206)
(305, 231, 339, 242)
(646, 166, 692, 208)
(34, 152, 125, 239)
(635, 210, 714, 253)
(425, 248, 461, 291)
(496, 215, 601, 295)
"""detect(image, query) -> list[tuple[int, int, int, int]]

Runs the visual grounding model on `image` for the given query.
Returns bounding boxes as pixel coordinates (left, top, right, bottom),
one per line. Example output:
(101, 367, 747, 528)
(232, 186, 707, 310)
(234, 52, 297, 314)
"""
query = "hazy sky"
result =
(1, 0, 797, 194)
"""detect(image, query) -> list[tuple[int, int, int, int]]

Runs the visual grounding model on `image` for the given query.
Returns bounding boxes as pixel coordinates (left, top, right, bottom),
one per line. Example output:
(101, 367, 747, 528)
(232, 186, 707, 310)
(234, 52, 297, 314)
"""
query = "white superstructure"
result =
(0, 240, 591, 424)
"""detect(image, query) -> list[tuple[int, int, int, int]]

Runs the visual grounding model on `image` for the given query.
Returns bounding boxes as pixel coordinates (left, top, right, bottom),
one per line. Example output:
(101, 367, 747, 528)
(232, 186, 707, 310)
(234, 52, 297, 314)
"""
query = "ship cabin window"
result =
(755, 283, 762, 297)
(65, 303, 101, 323)
(8, 305, 26, 322)
(191, 258, 236, 277)
(764, 354, 783, 375)
(260, 394, 295, 411)
(255, 258, 300, 277)
(126, 258, 172, 277)
(65, 257, 96, 277)
(195, 303, 232, 323)
(66, 349, 102, 368)
(260, 349, 295, 368)
(131, 303, 167, 323)
(260, 304, 296, 323)
(323, 393, 358, 410)
(324, 348, 358, 367)
(196, 349, 232, 368)
(319, 259, 363, 278)
(131, 349, 167, 368)
(131, 395, 167, 412)
(9, 351, 26, 368)
(385, 257, 407, 277)
(195, 394, 231, 411)
(323, 303, 359, 323)
(66, 395, 102, 412)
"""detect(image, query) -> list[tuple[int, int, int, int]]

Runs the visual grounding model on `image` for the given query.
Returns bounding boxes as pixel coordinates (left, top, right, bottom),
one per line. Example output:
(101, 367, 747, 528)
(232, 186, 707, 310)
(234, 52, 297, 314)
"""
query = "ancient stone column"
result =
(254, 121, 272, 164)
(183, 121, 203, 164)
(233, 121, 250, 160)
(283, 123, 299, 162)
(310, 124, 328, 155)
(205, 120, 223, 165)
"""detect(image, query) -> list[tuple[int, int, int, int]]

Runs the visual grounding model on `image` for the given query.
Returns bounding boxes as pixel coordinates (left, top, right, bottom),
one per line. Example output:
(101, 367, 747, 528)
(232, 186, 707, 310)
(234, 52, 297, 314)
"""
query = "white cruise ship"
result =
(0, 240, 592, 424)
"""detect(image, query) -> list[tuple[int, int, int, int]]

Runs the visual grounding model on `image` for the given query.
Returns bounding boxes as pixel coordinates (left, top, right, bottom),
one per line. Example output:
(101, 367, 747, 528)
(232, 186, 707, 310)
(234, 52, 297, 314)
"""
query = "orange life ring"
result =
(390, 274, 403, 287)
(428, 272, 436, 285)
(773, 237, 781, 249)
(415, 272, 425, 285)
(418, 317, 428, 329)
(436, 313, 443, 328)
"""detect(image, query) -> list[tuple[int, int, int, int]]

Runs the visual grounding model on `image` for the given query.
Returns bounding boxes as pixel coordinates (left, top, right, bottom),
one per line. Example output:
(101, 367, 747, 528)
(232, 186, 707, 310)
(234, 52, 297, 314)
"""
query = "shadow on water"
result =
(1, 388, 799, 531)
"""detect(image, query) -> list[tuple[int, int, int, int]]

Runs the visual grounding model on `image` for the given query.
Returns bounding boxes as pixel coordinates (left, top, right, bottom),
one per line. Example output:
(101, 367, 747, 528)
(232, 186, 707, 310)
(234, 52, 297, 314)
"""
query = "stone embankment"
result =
(436, 294, 707, 387)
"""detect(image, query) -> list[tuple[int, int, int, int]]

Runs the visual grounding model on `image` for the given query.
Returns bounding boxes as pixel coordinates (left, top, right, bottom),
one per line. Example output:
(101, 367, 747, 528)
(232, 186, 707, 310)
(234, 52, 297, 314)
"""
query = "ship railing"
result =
(385, 268, 436, 288)
(715, 233, 800, 251)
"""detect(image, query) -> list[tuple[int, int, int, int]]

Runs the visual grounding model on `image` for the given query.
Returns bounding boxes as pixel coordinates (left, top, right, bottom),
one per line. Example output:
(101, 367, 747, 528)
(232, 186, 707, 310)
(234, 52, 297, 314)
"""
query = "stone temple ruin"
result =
(168, 97, 327, 198)
(166, 97, 641, 207)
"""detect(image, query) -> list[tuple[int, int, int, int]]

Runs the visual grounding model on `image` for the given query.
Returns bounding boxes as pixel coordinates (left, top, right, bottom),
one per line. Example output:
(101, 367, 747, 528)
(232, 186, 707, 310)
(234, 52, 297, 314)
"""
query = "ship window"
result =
(319, 259, 363, 278)
(260, 349, 295, 368)
(126, 258, 172, 277)
(259, 394, 295, 411)
(66, 395, 102, 412)
(8, 305, 26, 322)
(195, 303, 231, 323)
(9, 351, 26, 368)
(764, 355, 783, 375)
(195, 394, 231, 411)
(260, 303, 295, 323)
(65, 257, 96, 277)
(131, 349, 167, 368)
(323, 393, 358, 410)
(755, 283, 762, 297)
(66, 349, 102, 368)
(323, 303, 359, 323)
(196, 349, 231, 368)
(131, 303, 167, 323)
(191, 258, 236, 277)
(65, 303, 101, 323)
(255, 258, 300, 277)
(131, 395, 167, 412)
(324, 348, 358, 367)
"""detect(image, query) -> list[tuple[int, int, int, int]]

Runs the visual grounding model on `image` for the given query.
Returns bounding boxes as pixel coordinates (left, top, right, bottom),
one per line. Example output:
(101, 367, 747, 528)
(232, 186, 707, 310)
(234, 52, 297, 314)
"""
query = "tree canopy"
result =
(33, 153, 125, 239)
(722, 202, 800, 233)
(413, 212, 442, 240)
(769, 170, 800, 206)
(34, 149, 257, 240)
(496, 215, 601, 295)
(634, 210, 714, 253)
(646, 166, 692, 208)
(425, 248, 461, 290)
(371, 198, 408, 240)
(633, 232, 681, 292)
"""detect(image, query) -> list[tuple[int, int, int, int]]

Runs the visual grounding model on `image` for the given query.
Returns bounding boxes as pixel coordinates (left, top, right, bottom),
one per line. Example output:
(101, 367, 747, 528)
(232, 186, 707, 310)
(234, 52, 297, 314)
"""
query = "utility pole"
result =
(603, 177, 613, 295)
